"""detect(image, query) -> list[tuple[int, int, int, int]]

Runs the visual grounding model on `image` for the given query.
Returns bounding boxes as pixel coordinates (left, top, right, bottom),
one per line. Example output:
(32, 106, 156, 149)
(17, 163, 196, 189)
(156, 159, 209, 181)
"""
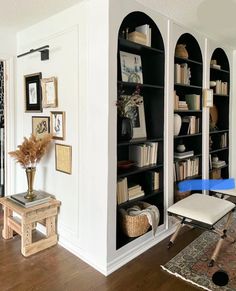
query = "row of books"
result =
(127, 24, 152, 46)
(117, 178, 145, 205)
(173, 157, 200, 182)
(174, 63, 191, 85)
(179, 116, 200, 135)
(129, 142, 158, 167)
(220, 132, 228, 148)
(174, 92, 200, 111)
(214, 80, 228, 95)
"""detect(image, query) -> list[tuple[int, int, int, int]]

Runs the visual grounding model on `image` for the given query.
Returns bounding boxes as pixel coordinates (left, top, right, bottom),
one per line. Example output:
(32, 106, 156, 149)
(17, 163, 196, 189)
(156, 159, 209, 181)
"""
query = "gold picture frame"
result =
(50, 111, 65, 140)
(32, 116, 50, 139)
(41, 77, 58, 108)
(55, 144, 72, 174)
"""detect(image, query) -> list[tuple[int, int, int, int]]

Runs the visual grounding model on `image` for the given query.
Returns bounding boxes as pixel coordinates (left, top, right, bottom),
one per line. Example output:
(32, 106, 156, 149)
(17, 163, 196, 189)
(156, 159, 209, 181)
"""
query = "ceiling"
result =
(1, 0, 236, 47)
(137, 0, 236, 48)
(0, 0, 83, 31)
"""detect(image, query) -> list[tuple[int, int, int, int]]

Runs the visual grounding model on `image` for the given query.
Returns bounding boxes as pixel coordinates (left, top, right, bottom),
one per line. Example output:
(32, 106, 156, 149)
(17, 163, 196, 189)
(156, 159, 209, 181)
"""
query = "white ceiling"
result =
(137, 0, 236, 48)
(1, 0, 236, 47)
(0, 0, 83, 31)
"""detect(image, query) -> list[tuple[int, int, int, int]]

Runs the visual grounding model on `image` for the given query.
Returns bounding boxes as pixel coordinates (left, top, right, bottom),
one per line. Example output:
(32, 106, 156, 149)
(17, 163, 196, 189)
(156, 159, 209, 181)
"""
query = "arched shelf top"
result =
(211, 48, 230, 72)
(118, 11, 164, 51)
(175, 33, 202, 63)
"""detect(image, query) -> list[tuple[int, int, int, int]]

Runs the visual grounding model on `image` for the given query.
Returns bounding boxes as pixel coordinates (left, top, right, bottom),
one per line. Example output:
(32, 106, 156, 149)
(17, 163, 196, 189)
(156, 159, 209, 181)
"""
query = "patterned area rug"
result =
(161, 214, 236, 291)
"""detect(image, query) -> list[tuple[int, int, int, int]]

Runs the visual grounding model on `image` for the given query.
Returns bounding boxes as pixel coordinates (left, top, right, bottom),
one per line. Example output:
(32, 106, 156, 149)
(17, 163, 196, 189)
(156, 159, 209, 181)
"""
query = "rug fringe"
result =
(160, 265, 212, 291)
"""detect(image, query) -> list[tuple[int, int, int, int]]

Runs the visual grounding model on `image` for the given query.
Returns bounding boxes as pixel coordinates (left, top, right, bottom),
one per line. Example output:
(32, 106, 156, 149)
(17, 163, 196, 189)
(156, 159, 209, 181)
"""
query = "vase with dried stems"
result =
(9, 134, 52, 200)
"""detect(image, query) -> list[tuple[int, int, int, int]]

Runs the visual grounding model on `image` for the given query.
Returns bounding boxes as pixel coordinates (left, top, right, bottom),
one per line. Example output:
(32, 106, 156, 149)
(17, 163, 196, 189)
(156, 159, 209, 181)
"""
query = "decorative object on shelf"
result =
(210, 81, 216, 87)
(32, 116, 50, 139)
(120, 51, 143, 83)
(117, 160, 136, 169)
(50, 111, 65, 140)
(210, 104, 218, 130)
(174, 114, 182, 136)
(176, 143, 186, 153)
(41, 77, 58, 108)
(55, 143, 72, 174)
(8, 134, 52, 200)
(175, 44, 188, 59)
(203, 89, 213, 107)
(119, 201, 159, 237)
(24, 72, 42, 112)
(117, 116, 133, 141)
(209, 136, 213, 151)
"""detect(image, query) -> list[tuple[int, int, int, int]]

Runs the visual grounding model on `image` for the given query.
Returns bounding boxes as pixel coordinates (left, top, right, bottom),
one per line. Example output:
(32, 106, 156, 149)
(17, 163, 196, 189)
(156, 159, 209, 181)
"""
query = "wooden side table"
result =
(0, 197, 61, 257)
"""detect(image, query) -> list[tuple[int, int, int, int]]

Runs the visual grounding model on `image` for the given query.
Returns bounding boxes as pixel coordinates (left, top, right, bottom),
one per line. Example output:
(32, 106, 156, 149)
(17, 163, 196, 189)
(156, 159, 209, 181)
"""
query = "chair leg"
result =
(209, 211, 233, 267)
(168, 218, 185, 248)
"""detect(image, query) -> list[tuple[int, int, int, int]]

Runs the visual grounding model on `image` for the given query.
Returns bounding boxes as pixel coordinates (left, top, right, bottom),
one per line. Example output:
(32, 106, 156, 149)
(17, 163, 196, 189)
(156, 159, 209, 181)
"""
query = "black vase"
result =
(117, 117, 133, 141)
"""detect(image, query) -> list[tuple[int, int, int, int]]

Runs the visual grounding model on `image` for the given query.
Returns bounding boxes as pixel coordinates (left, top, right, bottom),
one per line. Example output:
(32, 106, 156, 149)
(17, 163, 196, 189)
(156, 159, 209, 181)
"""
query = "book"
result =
(128, 31, 147, 45)
(128, 190, 145, 200)
(9, 191, 52, 208)
(117, 178, 128, 204)
(120, 51, 143, 84)
(174, 150, 194, 159)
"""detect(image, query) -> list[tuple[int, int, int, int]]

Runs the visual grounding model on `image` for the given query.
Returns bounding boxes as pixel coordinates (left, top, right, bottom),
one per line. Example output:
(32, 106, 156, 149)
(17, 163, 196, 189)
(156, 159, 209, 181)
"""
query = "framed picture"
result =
(55, 143, 72, 174)
(41, 77, 58, 108)
(25, 72, 42, 112)
(50, 111, 65, 140)
(32, 116, 50, 139)
(120, 51, 143, 84)
(123, 95, 146, 139)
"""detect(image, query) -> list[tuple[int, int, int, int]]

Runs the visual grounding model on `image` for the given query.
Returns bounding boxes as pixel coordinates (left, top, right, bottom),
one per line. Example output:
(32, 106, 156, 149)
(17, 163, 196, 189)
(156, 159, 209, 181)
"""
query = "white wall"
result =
(15, 0, 110, 275)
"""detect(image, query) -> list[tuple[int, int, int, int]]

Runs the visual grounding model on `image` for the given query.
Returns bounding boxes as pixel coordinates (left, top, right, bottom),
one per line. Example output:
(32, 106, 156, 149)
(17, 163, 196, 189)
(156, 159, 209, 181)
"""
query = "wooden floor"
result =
(0, 209, 202, 291)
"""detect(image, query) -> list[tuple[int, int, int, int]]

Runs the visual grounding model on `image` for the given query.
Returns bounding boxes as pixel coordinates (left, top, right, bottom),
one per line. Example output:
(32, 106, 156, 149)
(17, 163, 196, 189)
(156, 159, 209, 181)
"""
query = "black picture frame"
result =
(24, 72, 42, 112)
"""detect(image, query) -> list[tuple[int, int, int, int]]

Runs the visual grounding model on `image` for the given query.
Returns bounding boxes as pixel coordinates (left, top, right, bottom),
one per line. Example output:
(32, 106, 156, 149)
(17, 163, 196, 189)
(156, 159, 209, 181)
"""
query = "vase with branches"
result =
(9, 134, 52, 200)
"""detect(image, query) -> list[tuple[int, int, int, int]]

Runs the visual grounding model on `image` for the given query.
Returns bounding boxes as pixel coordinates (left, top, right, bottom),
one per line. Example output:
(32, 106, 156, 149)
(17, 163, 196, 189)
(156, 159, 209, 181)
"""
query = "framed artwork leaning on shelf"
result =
(55, 143, 72, 174)
(24, 72, 42, 112)
(120, 51, 143, 84)
(32, 116, 50, 139)
(41, 77, 58, 108)
(50, 111, 65, 140)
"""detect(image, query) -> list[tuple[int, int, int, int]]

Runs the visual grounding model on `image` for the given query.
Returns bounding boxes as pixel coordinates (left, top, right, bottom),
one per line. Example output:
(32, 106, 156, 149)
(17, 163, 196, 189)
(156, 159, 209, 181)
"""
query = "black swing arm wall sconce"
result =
(17, 45, 49, 61)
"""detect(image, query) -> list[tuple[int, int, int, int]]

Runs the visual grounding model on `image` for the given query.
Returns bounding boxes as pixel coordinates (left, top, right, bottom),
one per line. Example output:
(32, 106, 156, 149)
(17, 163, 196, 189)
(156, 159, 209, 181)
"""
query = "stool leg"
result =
(2, 206, 13, 239)
(168, 218, 185, 248)
(209, 211, 233, 267)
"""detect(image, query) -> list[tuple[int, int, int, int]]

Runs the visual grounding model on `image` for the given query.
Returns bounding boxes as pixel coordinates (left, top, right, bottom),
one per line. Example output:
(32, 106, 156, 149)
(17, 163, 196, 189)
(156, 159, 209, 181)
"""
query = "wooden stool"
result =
(167, 194, 235, 266)
(0, 197, 61, 257)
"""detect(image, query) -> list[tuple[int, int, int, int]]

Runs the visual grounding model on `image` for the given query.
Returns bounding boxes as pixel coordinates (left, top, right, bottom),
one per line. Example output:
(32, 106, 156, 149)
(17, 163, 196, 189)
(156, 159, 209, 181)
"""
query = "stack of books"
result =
(145, 171, 160, 192)
(128, 184, 145, 200)
(9, 191, 52, 208)
(174, 150, 194, 159)
(174, 63, 191, 85)
(129, 142, 158, 167)
(174, 91, 188, 110)
(117, 177, 128, 205)
(128, 31, 147, 46)
(212, 159, 226, 169)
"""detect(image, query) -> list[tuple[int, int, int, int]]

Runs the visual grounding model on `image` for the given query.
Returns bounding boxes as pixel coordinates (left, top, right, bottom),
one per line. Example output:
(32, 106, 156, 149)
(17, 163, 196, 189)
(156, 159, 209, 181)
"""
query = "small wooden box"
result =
(210, 169, 221, 179)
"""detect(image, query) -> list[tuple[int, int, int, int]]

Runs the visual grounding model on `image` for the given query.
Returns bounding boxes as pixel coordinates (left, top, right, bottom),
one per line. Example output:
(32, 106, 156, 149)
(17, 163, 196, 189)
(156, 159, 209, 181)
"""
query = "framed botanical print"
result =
(50, 111, 65, 140)
(25, 72, 42, 112)
(41, 77, 58, 108)
(32, 116, 50, 139)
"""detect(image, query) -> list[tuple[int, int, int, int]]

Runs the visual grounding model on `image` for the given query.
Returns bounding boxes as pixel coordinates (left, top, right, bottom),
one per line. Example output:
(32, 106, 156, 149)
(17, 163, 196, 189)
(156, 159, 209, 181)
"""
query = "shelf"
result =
(210, 67, 229, 74)
(117, 189, 163, 208)
(174, 110, 202, 113)
(174, 83, 202, 89)
(175, 56, 202, 66)
(118, 137, 163, 147)
(174, 133, 202, 139)
(210, 129, 229, 134)
(117, 164, 163, 178)
(210, 147, 229, 154)
(175, 173, 202, 183)
(118, 37, 164, 55)
(213, 94, 229, 97)
(209, 164, 228, 173)
(117, 81, 164, 90)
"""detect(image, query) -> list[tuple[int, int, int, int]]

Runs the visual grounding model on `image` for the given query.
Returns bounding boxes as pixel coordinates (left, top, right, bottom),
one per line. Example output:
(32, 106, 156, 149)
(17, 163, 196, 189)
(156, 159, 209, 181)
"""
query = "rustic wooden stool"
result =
(0, 197, 61, 257)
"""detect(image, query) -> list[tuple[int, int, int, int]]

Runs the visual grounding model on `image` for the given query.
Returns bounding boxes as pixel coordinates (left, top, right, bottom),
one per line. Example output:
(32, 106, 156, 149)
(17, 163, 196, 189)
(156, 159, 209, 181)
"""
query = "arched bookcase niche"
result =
(173, 33, 203, 199)
(116, 11, 165, 249)
(209, 48, 230, 180)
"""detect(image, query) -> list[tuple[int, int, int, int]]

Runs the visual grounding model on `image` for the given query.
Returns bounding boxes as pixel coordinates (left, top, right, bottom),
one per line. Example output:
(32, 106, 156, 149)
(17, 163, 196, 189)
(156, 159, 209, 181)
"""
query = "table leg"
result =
(21, 222, 32, 256)
(2, 206, 13, 239)
(46, 216, 56, 237)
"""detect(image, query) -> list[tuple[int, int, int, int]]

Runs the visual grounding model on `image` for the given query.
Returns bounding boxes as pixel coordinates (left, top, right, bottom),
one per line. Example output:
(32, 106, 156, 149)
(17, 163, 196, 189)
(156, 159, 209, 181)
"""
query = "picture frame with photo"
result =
(32, 116, 50, 139)
(25, 72, 42, 112)
(41, 77, 58, 108)
(55, 143, 72, 174)
(123, 94, 146, 139)
(50, 111, 65, 140)
(120, 51, 143, 84)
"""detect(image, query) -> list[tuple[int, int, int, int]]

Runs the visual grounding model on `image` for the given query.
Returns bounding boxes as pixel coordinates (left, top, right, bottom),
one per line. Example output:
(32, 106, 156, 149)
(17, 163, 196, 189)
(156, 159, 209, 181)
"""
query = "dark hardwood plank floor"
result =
(0, 208, 202, 291)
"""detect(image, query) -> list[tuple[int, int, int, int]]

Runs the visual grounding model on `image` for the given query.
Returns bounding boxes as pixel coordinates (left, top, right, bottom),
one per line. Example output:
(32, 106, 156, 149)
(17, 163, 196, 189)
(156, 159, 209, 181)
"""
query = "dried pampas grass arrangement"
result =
(9, 133, 52, 168)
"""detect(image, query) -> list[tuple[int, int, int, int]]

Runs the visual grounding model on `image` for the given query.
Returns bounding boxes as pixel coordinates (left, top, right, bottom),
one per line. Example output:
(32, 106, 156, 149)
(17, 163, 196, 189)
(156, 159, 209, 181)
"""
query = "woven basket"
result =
(119, 201, 151, 237)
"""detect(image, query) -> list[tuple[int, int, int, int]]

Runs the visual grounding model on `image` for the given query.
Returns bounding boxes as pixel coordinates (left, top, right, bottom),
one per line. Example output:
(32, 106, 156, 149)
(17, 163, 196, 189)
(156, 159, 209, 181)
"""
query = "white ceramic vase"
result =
(174, 114, 182, 136)
(177, 144, 186, 152)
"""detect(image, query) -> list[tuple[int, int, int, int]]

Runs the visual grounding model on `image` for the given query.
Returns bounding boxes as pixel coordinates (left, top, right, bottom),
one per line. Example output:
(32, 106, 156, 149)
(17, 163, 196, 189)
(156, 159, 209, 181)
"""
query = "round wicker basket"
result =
(119, 201, 151, 237)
